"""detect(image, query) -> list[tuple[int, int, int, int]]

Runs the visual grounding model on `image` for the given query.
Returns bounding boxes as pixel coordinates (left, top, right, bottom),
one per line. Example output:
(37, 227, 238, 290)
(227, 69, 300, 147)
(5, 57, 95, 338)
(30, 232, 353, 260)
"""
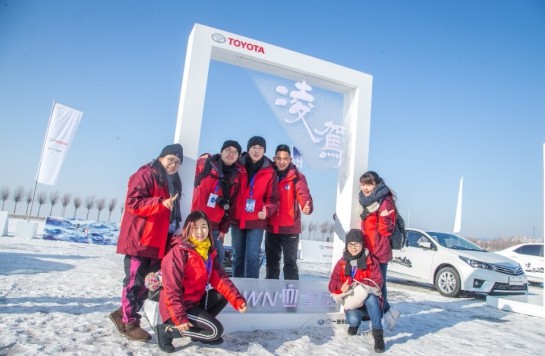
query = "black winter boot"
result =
(155, 324, 176, 353)
(347, 326, 358, 335)
(372, 328, 385, 353)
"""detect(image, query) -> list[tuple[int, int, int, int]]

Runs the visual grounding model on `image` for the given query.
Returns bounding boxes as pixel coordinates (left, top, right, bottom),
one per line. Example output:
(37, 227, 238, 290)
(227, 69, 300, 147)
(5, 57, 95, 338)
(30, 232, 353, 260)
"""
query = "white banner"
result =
(37, 102, 83, 185)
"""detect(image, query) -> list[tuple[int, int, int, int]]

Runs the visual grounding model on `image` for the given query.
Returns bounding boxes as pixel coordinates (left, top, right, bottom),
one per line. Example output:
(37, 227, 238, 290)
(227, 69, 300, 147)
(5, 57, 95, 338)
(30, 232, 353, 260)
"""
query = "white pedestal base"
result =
(0, 211, 8, 236)
(16, 221, 38, 238)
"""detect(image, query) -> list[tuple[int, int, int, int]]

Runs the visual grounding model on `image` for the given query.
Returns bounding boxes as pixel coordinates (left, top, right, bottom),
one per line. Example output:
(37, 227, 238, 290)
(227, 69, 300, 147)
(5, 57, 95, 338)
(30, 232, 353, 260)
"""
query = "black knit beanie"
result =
(159, 143, 184, 160)
(247, 136, 266, 152)
(221, 140, 242, 155)
(345, 229, 364, 246)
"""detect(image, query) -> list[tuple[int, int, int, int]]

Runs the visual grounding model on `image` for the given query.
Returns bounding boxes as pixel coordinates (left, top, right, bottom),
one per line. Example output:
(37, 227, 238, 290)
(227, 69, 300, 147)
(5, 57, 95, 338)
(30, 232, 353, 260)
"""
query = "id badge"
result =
(207, 193, 218, 208)
(245, 198, 256, 213)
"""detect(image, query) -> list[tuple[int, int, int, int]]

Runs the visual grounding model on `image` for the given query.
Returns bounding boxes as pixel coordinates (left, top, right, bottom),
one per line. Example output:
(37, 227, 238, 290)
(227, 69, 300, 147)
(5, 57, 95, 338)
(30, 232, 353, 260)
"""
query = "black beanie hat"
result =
(345, 229, 364, 245)
(221, 140, 242, 155)
(247, 136, 266, 152)
(159, 143, 184, 160)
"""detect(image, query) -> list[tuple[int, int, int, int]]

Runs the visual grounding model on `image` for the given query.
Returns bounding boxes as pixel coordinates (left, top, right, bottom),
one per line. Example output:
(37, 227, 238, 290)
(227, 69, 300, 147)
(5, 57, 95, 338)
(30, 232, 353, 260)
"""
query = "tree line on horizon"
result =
(1, 185, 123, 222)
(0, 185, 336, 234)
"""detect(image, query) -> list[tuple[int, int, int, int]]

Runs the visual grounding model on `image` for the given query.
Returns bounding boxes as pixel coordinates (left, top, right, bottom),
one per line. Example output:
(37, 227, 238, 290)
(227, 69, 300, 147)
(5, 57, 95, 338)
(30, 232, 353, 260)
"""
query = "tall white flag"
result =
(36, 102, 83, 185)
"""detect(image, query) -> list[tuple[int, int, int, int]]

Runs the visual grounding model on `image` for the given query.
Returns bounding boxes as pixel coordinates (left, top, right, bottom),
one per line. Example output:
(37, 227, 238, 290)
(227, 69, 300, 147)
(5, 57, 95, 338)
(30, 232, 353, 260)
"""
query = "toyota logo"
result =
(211, 33, 226, 43)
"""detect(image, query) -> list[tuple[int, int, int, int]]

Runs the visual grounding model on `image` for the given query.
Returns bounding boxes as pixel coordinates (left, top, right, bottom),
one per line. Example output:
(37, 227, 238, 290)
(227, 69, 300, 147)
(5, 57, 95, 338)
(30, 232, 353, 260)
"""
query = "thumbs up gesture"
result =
(302, 201, 311, 215)
(258, 206, 267, 220)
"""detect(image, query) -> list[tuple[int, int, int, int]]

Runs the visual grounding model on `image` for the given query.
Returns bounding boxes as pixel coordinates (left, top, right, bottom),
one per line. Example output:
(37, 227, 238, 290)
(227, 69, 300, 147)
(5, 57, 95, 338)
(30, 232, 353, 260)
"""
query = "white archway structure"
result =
(141, 24, 375, 331)
(174, 24, 373, 268)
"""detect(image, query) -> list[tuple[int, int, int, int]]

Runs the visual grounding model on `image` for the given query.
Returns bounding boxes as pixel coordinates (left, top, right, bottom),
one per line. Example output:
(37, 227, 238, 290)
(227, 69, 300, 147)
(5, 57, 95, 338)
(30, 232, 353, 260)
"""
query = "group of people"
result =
(328, 171, 401, 353)
(109, 137, 314, 352)
(107, 137, 400, 353)
(192, 136, 314, 281)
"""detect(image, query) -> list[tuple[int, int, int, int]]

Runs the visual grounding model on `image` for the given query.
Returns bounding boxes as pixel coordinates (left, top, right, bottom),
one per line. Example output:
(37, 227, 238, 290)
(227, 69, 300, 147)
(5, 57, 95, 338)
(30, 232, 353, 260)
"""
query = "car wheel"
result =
(435, 267, 461, 297)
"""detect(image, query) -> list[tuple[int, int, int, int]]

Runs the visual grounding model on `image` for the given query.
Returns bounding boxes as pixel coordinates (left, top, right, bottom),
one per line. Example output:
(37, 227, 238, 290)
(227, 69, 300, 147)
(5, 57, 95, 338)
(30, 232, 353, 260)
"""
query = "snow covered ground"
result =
(1, 219, 544, 355)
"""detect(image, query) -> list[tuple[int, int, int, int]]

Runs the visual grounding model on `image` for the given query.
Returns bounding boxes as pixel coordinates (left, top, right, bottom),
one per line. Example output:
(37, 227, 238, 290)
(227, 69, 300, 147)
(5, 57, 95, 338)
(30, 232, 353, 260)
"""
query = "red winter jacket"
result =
(231, 154, 279, 229)
(158, 240, 246, 326)
(267, 164, 313, 234)
(116, 164, 175, 259)
(328, 251, 384, 294)
(191, 153, 246, 234)
(360, 194, 396, 264)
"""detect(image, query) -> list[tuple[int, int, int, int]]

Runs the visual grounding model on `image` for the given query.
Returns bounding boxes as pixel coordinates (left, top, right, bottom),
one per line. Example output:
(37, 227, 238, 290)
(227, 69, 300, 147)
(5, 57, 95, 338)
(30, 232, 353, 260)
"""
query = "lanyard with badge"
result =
(245, 176, 256, 212)
(207, 181, 221, 208)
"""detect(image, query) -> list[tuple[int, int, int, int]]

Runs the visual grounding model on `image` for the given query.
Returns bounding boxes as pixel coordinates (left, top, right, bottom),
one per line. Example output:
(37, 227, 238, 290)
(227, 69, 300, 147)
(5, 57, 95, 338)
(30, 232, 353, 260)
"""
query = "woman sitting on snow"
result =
(155, 211, 247, 352)
(328, 229, 386, 353)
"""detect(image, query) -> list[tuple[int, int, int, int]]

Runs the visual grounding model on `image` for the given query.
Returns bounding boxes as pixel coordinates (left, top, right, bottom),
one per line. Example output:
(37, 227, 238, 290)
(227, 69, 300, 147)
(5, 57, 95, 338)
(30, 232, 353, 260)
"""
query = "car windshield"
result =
(426, 231, 486, 251)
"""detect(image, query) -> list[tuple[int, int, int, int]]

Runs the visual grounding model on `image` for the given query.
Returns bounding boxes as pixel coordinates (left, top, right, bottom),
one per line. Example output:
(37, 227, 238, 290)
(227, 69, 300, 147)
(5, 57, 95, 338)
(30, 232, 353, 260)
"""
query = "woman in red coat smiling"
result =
(359, 171, 400, 330)
(110, 144, 183, 342)
(155, 211, 247, 353)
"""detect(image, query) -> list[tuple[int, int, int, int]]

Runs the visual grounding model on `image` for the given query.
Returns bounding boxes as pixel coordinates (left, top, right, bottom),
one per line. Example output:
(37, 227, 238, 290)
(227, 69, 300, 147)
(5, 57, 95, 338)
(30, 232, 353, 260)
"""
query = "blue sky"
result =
(0, 0, 544, 239)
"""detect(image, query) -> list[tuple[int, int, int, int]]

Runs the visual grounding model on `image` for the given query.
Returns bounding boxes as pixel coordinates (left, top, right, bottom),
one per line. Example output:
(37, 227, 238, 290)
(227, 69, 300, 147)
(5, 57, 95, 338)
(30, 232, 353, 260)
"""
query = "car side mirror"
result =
(419, 241, 432, 249)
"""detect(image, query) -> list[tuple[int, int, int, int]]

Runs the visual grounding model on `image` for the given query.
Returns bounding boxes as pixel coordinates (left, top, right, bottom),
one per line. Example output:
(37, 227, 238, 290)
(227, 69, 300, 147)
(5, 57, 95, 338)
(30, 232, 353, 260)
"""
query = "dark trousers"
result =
(265, 232, 300, 280)
(121, 255, 161, 323)
(164, 289, 228, 342)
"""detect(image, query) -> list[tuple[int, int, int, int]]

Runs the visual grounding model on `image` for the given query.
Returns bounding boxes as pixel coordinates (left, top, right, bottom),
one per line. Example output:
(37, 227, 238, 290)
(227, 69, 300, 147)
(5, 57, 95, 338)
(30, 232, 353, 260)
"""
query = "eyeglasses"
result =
(347, 242, 362, 248)
(223, 148, 239, 157)
(166, 157, 182, 167)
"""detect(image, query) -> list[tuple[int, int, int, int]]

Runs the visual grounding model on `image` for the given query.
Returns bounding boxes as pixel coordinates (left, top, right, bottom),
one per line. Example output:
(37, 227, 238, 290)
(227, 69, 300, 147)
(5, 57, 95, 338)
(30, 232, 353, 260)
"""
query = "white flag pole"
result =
(453, 176, 463, 234)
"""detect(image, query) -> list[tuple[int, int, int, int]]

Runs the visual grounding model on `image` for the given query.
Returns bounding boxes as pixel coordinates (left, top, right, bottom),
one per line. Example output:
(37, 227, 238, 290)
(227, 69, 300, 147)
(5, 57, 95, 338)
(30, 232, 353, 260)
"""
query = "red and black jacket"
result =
(191, 153, 246, 234)
(328, 252, 384, 295)
(159, 239, 246, 326)
(267, 163, 313, 235)
(116, 164, 177, 259)
(231, 153, 279, 229)
(361, 194, 396, 264)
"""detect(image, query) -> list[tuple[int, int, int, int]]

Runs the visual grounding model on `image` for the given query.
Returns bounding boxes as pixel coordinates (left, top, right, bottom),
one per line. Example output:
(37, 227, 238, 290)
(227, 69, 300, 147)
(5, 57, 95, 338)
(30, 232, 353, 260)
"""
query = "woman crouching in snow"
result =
(328, 229, 385, 353)
(155, 211, 247, 352)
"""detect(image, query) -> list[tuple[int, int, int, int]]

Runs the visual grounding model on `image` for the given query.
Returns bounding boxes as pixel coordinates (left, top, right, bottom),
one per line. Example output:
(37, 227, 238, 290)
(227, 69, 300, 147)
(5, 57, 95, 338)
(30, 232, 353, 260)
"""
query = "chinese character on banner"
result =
(274, 80, 345, 169)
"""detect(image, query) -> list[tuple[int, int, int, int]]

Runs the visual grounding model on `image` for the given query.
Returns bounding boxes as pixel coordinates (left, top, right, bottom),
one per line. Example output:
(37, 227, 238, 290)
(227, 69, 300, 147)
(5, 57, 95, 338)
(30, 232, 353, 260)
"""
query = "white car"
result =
(496, 243, 544, 285)
(388, 228, 528, 297)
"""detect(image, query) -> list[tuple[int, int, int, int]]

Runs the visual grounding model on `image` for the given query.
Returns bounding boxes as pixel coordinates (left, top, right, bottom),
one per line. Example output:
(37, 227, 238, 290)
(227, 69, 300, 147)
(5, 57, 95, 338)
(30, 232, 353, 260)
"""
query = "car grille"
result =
(492, 282, 527, 291)
(492, 264, 524, 276)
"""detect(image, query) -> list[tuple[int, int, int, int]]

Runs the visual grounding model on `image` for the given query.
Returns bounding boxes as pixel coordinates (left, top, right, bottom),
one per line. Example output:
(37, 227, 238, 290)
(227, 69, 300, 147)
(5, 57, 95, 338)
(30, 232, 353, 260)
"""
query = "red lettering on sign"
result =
(228, 37, 265, 54)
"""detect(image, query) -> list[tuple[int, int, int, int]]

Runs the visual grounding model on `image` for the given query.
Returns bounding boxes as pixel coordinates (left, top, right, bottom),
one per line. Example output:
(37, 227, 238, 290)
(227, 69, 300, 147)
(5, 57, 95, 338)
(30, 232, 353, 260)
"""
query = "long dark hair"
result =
(151, 159, 182, 192)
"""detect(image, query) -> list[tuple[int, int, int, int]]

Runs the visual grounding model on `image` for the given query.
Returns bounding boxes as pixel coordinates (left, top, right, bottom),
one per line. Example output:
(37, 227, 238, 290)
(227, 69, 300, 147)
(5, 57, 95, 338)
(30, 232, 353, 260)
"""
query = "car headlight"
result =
(459, 256, 492, 270)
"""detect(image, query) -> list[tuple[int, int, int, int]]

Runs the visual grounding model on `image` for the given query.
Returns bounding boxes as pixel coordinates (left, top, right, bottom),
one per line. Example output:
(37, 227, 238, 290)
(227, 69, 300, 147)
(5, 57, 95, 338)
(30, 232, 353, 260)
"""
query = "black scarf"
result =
(150, 160, 182, 229)
(358, 181, 390, 220)
(218, 160, 234, 202)
(245, 156, 264, 185)
(343, 249, 367, 276)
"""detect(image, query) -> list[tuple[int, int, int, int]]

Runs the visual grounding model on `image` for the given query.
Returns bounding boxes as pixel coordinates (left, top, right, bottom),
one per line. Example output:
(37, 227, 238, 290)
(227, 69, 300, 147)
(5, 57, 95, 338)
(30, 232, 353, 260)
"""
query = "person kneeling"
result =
(329, 229, 386, 353)
(156, 211, 247, 352)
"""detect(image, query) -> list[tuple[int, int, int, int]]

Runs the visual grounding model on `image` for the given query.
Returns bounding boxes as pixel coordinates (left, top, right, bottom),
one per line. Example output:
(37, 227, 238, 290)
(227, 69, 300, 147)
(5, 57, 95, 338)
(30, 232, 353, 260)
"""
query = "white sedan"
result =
(496, 243, 544, 285)
(388, 228, 528, 297)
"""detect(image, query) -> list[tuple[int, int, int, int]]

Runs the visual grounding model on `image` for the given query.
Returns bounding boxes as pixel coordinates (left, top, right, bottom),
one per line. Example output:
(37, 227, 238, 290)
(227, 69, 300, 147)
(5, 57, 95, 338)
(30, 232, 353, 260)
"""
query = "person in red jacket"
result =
(230, 136, 279, 278)
(359, 171, 400, 330)
(329, 229, 385, 353)
(155, 211, 247, 353)
(109, 143, 183, 342)
(265, 144, 313, 280)
(191, 140, 246, 268)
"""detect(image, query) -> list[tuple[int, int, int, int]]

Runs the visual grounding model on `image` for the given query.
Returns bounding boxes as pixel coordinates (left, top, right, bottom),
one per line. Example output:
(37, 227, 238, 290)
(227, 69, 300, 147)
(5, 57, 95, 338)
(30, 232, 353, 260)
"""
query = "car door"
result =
(390, 230, 436, 283)
(514, 244, 544, 283)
